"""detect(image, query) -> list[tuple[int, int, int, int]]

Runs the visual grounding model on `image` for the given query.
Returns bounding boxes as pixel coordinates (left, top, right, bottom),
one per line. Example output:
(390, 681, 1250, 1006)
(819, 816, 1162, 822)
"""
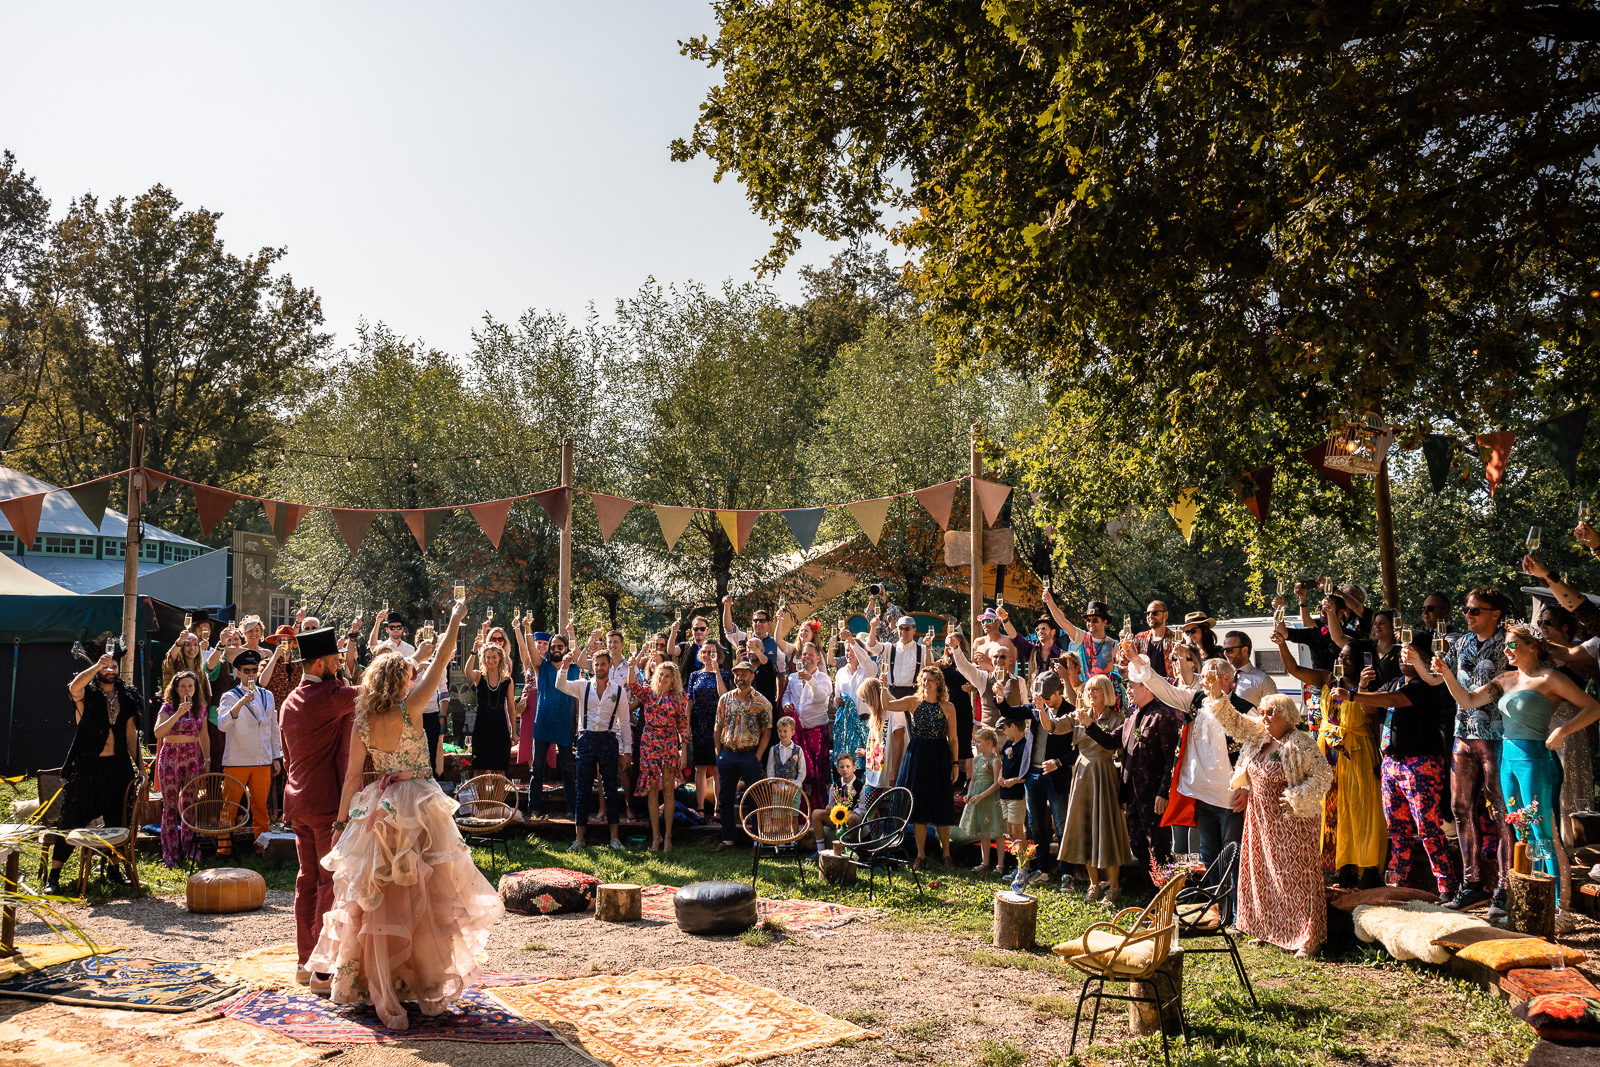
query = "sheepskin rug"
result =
(1352, 901, 1490, 964)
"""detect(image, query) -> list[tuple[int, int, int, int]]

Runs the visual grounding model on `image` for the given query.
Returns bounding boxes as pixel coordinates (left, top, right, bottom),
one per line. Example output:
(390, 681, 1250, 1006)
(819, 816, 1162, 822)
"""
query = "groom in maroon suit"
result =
(278, 626, 357, 984)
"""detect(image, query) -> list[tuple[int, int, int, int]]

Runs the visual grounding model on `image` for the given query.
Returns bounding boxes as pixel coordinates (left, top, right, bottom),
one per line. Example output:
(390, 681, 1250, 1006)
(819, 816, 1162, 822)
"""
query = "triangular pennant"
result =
(1422, 435, 1454, 491)
(329, 509, 377, 556)
(261, 500, 310, 542)
(972, 478, 1012, 526)
(531, 486, 571, 530)
(467, 499, 514, 550)
(1302, 442, 1354, 493)
(590, 493, 635, 543)
(67, 478, 113, 530)
(1374, 428, 1396, 468)
(0, 493, 45, 549)
(402, 509, 447, 552)
(140, 469, 170, 496)
(781, 508, 825, 551)
(1029, 491, 1041, 505)
(1241, 465, 1274, 524)
(654, 506, 696, 551)
(1476, 432, 1516, 497)
(1168, 489, 1198, 544)
(191, 484, 240, 536)
(912, 480, 959, 530)
(716, 510, 759, 554)
(847, 497, 892, 546)
(1535, 407, 1589, 486)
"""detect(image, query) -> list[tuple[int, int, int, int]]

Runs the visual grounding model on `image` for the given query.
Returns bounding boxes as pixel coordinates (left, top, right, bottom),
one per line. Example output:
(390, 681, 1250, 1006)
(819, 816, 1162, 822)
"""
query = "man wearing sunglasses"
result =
(1438, 586, 1513, 915)
(722, 596, 784, 708)
(1135, 601, 1176, 681)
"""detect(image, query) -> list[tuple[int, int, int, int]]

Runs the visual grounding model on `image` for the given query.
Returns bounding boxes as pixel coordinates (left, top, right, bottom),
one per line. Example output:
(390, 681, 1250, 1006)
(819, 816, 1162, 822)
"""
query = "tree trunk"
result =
(1508, 870, 1556, 938)
(595, 882, 642, 923)
(1129, 947, 1184, 1036)
(993, 890, 1037, 951)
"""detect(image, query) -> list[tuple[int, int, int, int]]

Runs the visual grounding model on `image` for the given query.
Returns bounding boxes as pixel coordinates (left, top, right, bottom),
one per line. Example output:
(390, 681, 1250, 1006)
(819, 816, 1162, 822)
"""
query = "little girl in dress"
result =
(958, 726, 1005, 870)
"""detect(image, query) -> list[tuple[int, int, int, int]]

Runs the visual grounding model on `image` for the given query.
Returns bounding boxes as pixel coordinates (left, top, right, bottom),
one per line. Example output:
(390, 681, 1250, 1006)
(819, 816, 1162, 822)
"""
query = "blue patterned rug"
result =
(0, 955, 247, 1012)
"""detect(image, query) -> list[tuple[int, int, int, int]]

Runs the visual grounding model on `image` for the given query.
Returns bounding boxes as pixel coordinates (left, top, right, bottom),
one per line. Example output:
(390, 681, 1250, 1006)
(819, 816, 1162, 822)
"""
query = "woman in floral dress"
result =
(155, 670, 210, 867)
(627, 652, 692, 852)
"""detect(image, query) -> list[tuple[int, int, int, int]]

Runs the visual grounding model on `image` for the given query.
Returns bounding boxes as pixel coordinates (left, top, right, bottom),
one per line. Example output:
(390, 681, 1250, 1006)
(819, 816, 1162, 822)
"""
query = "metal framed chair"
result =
(454, 773, 517, 874)
(178, 773, 254, 871)
(63, 771, 147, 898)
(836, 786, 918, 899)
(1054, 873, 1189, 1066)
(740, 777, 812, 887)
(1175, 841, 1257, 1007)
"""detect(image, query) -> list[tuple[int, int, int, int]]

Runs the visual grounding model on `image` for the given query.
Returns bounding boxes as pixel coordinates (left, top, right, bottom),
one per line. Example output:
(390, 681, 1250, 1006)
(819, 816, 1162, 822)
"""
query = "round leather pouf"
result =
(674, 880, 758, 935)
(498, 867, 602, 915)
(186, 867, 266, 914)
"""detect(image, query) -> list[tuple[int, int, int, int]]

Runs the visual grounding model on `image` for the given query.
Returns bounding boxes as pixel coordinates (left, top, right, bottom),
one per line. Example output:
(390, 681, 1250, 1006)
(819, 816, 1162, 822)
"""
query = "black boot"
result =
(102, 864, 126, 887)
(44, 870, 62, 895)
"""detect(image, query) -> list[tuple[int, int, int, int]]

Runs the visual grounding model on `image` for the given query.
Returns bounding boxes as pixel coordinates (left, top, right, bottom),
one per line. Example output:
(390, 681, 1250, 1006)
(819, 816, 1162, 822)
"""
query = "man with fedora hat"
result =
(711, 657, 773, 852)
(1041, 590, 1122, 684)
(278, 627, 357, 985)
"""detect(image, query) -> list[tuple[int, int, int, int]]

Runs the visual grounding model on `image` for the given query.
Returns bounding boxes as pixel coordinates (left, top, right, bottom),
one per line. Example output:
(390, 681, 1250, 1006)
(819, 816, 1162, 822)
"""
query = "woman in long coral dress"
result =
(308, 601, 503, 1030)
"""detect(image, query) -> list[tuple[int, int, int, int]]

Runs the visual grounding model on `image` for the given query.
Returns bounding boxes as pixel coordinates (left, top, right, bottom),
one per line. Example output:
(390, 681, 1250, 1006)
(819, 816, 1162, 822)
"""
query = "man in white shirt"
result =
(368, 608, 416, 659)
(1221, 631, 1277, 707)
(874, 616, 930, 699)
(782, 642, 834, 809)
(216, 649, 282, 855)
(556, 642, 632, 851)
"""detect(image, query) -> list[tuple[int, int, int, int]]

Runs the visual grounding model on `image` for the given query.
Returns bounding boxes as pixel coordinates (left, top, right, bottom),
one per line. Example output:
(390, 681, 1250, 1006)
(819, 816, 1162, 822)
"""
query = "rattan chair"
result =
(836, 786, 917, 899)
(453, 773, 517, 873)
(739, 778, 812, 887)
(178, 773, 254, 871)
(61, 771, 146, 898)
(1054, 873, 1189, 1066)
(1175, 841, 1257, 1007)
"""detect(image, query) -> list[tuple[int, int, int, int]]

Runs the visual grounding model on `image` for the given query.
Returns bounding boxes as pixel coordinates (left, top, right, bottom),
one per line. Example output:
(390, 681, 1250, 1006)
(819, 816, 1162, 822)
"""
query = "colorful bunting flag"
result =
(329, 509, 377, 556)
(912, 480, 959, 530)
(66, 478, 112, 530)
(402, 509, 447, 552)
(1168, 489, 1198, 544)
(1422, 435, 1454, 491)
(1476, 432, 1516, 497)
(192, 484, 240, 536)
(781, 508, 825, 551)
(1302, 442, 1354, 493)
(467, 499, 514, 549)
(972, 478, 1012, 526)
(0, 493, 45, 549)
(1235, 465, 1274, 524)
(847, 497, 891, 546)
(262, 500, 309, 542)
(1535, 407, 1589, 486)
(590, 493, 635, 542)
(654, 505, 695, 551)
(716, 510, 758, 554)
(531, 486, 571, 530)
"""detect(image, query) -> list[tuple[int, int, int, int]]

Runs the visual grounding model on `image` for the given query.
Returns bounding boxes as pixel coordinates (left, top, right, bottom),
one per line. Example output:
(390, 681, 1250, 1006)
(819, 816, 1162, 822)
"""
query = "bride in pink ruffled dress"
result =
(308, 598, 503, 1029)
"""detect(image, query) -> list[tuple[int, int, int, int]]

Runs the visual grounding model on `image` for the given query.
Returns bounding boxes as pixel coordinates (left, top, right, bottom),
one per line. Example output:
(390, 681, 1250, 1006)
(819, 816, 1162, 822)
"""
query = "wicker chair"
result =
(1053, 873, 1189, 1066)
(178, 773, 254, 871)
(836, 786, 917, 899)
(61, 771, 147, 898)
(453, 773, 517, 873)
(739, 778, 812, 887)
(1175, 842, 1257, 1007)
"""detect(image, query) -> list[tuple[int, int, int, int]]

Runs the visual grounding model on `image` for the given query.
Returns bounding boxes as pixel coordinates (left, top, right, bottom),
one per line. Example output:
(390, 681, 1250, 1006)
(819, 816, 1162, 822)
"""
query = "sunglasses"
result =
(753, 617, 770, 623)
(1421, 604, 1445, 612)
(692, 626, 707, 632)
(1183, 627, 1201, 635)
(1463, 607, 1493, 616)
(1146, 610, 1165, 617)
(1505, 640, 1519, 650)
(1085, 615, 1108, 622)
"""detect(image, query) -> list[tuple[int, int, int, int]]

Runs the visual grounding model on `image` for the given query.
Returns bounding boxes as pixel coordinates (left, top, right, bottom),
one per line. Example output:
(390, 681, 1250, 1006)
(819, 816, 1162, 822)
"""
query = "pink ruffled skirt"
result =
(307, 776, 504, 1029)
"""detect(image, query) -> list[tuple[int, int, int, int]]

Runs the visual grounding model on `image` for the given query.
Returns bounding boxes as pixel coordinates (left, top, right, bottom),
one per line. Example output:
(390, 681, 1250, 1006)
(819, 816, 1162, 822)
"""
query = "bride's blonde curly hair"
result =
(356, 651, 412, 722)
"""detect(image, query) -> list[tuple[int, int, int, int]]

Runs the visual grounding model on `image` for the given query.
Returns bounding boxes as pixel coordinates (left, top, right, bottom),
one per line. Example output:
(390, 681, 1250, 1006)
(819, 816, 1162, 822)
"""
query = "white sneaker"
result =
(608, 838, 625, 850)
(567, 840, 585, 852)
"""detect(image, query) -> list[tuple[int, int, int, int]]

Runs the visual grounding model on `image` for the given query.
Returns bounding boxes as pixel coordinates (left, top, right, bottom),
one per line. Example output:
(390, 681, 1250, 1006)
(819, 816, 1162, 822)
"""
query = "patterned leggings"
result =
(1451, 738, 1511, 888)
(1381, 755, 1455, 896)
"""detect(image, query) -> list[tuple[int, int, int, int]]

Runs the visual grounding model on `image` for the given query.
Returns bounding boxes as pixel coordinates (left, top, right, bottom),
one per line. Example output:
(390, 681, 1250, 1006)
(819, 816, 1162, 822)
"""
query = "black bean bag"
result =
(674, 880, 758, 935)
(498, 867, 601, 915)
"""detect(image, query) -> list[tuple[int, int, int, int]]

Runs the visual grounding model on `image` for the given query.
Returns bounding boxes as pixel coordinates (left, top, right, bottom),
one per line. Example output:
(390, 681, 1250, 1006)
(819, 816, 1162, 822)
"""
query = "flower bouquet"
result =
(1506, 797, 1541, 842)
(1150, 856, 1206, 887)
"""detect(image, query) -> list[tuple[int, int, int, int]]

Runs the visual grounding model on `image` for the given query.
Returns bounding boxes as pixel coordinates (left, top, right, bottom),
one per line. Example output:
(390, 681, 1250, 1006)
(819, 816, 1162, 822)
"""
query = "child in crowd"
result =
(811, 752, 863, 850)
(765, 715, 807, 836)
(995, 709, 1032, 876)
(958, 725, 1005, 870)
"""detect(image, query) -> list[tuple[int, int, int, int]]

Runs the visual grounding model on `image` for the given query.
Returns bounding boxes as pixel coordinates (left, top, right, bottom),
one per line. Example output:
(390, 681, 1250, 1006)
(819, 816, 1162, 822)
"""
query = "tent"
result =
(0, 552, 73, 596)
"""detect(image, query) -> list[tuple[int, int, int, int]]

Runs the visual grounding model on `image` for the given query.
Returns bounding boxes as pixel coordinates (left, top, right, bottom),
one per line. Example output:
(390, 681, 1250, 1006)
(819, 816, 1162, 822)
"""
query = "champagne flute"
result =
(1332, 662, 1346, 685)
(453, 580, 466, 603)
(1432, 630, 1447, 656)
(1580, 499, 1593, 523)
(382, 597, 389, 613)
(1399, 624, 1414, 645)
(183, 613, 192, 630)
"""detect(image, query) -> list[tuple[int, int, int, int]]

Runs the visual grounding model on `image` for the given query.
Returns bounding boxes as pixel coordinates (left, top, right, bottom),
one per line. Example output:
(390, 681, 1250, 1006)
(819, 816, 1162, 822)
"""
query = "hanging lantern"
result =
(1323, 410, 1388, 474)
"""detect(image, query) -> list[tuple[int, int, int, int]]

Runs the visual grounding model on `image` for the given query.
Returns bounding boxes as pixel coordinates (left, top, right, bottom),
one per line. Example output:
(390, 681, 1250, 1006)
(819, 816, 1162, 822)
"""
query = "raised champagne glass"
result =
(453, 580, 466, 603)
(1580, 499, 1593, 523)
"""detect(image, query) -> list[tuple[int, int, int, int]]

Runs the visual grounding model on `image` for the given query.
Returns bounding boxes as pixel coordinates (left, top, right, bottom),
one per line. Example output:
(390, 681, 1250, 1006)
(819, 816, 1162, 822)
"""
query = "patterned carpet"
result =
(0, 940, 122, 982)
(0, 954, 246, 1012)
(0, 999, 337, 1067)
(637, 884, 872, 932)
(488, 963, 874, 1067)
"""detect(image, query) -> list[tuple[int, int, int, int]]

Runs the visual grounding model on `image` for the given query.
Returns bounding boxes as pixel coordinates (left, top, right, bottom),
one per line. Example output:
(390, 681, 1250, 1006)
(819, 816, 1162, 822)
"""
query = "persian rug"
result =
(0, 954, 246, 1011)
(0, 940, 122, 982)
(0, 999, 337, 1067)
(637, 884, 872, 933)
(488, 963, 875, 1067)
(223, 975, 567, 1044)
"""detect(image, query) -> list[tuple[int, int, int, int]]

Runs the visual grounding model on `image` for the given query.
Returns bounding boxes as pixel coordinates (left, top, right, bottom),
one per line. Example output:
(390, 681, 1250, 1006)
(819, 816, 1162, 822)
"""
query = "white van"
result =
(1215, 615, 1313, 701)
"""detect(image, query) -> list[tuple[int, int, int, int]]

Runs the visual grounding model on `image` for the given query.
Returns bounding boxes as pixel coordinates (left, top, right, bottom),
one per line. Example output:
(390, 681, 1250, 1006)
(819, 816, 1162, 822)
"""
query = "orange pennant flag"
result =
(468, 499, 514, 549)
(262, 500, 309, 542)
(847, 497, 892, 546)
(329, 509, 376, 556)
(1476, 432, 1516, 497)
(972, 478, 1012, 526)
(531, 486, 571, 530)
(716, 510, 758, 554)
(402, 509, 446, 552)
(0, 493, 45, 550)
(192, 484, 240, 536)
(590, 493, 635, 542)
(912, 479, 960, 529)
(654, 506, 695, 551)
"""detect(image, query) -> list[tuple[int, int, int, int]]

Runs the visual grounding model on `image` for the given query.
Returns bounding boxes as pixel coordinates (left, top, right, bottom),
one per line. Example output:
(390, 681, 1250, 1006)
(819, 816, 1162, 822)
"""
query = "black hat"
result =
(998, 704, 1034, 726)
(296, 626, 340, 661)
(1084, 601, 1112, 620)
(383, 615, 407, 628)
(232, 648, 263, 669)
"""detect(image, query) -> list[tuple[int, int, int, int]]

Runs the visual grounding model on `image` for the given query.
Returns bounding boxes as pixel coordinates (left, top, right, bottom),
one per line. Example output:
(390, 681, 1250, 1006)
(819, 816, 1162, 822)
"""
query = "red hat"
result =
(263, 624, 299, 646)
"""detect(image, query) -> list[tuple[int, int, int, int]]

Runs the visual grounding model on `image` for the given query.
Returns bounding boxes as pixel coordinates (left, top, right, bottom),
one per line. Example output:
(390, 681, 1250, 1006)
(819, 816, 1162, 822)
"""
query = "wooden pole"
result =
(1374, 458, 1399, 610)
(558, 438, 573, 634)
(970, 423, 983, 637)
(118, 415, 145, 686)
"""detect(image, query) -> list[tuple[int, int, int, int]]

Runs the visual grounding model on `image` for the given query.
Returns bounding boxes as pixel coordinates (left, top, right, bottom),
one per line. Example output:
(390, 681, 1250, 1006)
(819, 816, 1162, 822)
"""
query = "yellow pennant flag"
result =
(1168, 489, 1198, 544)
(716, 510, 758, 553)
(847, 497, 892, 546)
(654, 506, 695, 551)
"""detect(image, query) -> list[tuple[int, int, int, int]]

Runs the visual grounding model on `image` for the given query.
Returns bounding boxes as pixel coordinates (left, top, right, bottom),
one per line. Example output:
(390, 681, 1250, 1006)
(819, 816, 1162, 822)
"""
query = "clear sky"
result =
(0, 1, 865, 353)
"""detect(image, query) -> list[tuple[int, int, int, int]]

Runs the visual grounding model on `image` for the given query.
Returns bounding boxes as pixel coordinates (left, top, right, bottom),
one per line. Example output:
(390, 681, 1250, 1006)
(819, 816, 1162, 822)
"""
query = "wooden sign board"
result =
(944, 529, 1015, 567)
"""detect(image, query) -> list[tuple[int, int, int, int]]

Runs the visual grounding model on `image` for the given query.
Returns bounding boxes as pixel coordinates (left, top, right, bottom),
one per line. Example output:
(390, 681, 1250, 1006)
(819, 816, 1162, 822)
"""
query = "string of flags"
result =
(0, 466, 1015, 558)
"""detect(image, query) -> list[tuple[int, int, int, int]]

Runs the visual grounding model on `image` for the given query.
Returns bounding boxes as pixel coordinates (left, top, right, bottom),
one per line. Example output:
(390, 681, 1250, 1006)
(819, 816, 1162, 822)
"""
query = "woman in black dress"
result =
(939, 628, 976, 787)
(466, 632, 514, 773)
(887, 665, 960, 870)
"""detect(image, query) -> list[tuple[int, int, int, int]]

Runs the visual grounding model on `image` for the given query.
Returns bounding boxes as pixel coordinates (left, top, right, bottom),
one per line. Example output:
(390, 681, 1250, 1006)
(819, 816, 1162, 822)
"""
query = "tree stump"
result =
(1129, 946, 1184, 1037)
(1508, 869, 1556, 939)
(993, 890, 1037, 951)
(595, 882, 642, 923)
(818, 851, 857, 886)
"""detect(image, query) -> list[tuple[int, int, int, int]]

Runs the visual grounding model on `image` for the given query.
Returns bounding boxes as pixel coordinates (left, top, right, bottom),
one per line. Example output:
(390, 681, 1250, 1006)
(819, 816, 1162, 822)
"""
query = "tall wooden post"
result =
(558, 437, 573, 634)
(970, 423, 983, 636)
(118, 415, 145, 686)
(1374, 459, 1399, 610)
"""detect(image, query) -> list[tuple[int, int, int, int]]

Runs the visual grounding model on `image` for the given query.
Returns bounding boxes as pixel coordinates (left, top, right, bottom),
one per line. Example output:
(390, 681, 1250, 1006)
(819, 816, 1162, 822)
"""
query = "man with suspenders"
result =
(556, 641, 633, 851)
(877, 616, 929, 699)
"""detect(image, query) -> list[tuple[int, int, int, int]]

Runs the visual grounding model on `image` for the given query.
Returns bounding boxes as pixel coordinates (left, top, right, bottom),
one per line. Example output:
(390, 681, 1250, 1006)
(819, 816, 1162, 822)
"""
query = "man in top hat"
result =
(277, 627, 357, 985)
(217, 648, 281, 855)
(368, 607, 416, 659)
(1041, 591, 1121, 681)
